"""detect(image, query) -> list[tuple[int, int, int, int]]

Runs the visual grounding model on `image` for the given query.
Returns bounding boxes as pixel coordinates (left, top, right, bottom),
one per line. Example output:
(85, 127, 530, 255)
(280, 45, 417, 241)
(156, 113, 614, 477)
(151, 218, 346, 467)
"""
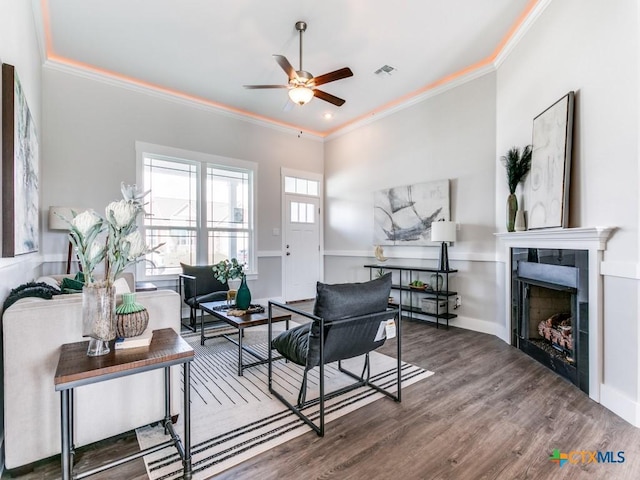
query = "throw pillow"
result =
(113, 277, 131, 294)
(36, 276, 61, 291)
(271, 323, 311, 367)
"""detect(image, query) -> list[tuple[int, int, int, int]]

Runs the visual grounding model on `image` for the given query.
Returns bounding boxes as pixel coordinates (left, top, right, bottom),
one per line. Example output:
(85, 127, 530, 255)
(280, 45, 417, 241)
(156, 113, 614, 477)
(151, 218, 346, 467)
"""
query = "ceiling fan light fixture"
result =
(288, 86, 314, 105)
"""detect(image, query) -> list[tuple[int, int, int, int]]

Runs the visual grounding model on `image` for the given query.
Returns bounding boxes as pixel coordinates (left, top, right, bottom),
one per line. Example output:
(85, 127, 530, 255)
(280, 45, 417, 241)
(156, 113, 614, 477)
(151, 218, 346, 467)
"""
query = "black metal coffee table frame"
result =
(198, 301, 291, 376)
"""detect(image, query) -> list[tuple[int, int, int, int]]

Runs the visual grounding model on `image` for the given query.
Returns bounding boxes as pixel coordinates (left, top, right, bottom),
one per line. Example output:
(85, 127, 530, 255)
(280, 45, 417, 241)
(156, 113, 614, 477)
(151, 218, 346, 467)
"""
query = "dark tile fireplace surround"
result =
(511, 248, 589, 394)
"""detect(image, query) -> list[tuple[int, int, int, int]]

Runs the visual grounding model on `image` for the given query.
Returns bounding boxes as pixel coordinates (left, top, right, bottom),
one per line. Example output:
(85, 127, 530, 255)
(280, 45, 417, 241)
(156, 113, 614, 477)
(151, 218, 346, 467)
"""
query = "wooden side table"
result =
(54, 328, 194, 480)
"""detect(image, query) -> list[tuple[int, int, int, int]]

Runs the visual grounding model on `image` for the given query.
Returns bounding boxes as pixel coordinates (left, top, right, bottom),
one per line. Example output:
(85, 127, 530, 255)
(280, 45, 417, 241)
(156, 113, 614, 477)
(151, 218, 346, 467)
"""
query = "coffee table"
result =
(199, 301, 291, 375)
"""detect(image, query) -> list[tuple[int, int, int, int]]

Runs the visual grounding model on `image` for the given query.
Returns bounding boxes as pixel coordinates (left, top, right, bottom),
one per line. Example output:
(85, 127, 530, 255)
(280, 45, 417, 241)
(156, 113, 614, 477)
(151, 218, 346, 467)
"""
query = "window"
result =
(284, 176, 319, 196)
(137, 143, 256, 279)
(290, 201, 315, 224)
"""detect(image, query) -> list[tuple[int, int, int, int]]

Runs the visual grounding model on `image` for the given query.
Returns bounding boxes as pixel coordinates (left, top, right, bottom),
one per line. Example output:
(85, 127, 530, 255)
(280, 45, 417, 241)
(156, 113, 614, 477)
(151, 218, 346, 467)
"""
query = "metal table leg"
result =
(183, 361, 192, 479)
(237, 327, 244, 376)
(60, 389, 72, 480)
(200, 308, 205, 346)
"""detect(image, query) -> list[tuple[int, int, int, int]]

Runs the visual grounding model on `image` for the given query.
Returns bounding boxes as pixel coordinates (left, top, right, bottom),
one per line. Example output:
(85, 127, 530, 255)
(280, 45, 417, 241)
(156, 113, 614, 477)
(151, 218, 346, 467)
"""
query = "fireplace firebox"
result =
(512, 248, 589, 394)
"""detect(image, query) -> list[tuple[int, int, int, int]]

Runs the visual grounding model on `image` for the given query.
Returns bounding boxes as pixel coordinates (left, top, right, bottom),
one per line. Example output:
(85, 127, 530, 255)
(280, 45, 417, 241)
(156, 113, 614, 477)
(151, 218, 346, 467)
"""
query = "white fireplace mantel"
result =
(495, 226, 615, 252)
(495, 226, 615, 404)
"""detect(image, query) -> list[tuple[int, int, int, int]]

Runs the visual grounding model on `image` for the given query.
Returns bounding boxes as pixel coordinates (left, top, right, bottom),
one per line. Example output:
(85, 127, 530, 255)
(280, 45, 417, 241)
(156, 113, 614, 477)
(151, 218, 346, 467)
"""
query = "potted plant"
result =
(212, 258, 252, 309)
(501, 145, 532, 232)
(212, 258, 245, 285)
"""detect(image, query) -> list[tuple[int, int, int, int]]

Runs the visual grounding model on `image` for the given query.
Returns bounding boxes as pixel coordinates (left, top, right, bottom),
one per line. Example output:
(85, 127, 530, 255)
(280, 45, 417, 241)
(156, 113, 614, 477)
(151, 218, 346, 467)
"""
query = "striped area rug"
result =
(137, 331, 433, 479)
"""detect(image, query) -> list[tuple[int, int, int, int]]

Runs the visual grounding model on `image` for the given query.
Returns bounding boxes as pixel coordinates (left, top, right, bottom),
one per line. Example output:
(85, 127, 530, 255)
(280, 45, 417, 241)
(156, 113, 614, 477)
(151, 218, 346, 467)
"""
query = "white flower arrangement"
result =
(62, 183, 162, 286)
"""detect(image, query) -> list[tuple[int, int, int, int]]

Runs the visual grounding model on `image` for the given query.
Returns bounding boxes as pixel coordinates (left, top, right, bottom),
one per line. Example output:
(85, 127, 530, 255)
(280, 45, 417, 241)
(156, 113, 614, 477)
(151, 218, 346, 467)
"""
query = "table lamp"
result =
(431, 220, 456, 271)
(48, 206, 78, 274)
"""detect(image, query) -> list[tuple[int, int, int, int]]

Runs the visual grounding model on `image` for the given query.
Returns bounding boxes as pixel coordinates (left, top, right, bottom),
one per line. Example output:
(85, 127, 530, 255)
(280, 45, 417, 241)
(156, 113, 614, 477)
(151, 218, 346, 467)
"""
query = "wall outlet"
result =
(455, 295, 462, 308)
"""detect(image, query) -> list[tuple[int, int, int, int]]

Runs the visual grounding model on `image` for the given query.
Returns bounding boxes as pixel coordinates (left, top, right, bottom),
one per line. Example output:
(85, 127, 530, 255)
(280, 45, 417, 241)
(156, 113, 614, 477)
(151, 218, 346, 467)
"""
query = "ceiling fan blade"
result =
(312, 67, 353, 87)
(243, 85, 289, 89)
(313, 89, 346, 106)
(274, 55, 297, 80)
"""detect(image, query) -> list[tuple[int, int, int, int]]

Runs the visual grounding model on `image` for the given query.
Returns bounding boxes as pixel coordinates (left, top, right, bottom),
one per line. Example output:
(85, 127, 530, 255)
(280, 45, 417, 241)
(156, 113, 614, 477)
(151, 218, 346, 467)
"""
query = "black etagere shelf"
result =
(364, 264, 458, 329)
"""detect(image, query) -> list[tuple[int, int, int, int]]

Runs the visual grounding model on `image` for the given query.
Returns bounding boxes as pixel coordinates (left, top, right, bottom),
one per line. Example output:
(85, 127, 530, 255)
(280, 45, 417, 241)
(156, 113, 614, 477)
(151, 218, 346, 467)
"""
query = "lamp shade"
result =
(431, 221, 456, 243)
(288, 86, 314, 105)
(48, 206, 79, 231)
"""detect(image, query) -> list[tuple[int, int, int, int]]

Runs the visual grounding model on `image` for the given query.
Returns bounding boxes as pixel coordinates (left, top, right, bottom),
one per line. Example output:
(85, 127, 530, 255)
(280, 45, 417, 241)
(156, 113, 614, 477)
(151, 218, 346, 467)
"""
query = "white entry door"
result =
(284, 194, 320, 302)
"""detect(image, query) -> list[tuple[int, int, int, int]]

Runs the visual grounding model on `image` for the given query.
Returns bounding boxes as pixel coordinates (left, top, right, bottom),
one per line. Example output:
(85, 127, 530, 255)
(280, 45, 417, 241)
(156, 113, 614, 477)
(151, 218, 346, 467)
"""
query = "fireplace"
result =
(512, 249, 589, 393)
(496, 227, 614, 403)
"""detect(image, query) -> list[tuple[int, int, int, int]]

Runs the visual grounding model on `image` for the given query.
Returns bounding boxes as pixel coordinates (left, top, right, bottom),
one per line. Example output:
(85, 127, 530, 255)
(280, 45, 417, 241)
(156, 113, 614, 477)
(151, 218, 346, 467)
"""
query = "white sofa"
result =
(2, 278, 181, 469)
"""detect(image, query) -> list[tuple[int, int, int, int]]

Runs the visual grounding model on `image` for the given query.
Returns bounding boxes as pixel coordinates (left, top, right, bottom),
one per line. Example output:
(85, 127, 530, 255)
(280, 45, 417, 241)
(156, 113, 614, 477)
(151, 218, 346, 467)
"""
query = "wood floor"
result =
(4, 315, 640, 479)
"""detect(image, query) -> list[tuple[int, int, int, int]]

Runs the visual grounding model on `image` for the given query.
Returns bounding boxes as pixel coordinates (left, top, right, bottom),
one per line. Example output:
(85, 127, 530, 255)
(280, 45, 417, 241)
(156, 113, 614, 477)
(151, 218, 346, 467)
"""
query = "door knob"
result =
(286, 252, 291, 256)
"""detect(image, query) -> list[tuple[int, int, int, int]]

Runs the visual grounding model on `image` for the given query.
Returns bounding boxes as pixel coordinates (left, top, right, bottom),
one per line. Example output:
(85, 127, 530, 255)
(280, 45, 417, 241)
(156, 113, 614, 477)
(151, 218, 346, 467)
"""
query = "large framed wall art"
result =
(374, 179, 449, 246)
(2, 63, 39, 257)
(526, 91, 575, 230)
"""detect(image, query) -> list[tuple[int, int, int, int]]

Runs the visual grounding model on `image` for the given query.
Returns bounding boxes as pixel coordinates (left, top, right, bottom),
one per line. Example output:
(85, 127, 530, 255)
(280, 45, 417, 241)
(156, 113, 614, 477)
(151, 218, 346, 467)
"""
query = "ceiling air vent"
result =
(374, 65, 397, 75)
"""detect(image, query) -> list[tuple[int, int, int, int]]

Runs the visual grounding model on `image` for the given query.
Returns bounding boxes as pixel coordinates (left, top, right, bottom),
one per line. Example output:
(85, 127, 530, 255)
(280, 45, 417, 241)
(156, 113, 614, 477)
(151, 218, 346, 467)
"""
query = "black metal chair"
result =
(178, 263, 229, 331)
(267, 273, 401, 436)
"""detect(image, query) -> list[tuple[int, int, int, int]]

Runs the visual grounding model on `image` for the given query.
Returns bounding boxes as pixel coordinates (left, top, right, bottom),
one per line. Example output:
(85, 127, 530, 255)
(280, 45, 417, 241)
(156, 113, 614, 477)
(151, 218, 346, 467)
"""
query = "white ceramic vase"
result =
(514, 210, 526, 232)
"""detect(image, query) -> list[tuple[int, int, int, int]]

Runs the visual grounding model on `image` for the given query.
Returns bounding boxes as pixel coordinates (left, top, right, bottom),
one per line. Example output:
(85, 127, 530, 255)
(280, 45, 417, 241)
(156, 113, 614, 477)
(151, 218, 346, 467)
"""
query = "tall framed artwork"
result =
(2, 63, 39, 257)
(374, 179, 449, 246)
(526, 91, 574, 230)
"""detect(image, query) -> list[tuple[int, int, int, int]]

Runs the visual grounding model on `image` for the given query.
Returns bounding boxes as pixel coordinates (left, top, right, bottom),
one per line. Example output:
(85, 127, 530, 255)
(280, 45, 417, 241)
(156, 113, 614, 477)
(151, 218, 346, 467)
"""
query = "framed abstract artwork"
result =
(373, 179, 449, 246)
(526, 91, 575, 230)
(2, 63, 39, 256)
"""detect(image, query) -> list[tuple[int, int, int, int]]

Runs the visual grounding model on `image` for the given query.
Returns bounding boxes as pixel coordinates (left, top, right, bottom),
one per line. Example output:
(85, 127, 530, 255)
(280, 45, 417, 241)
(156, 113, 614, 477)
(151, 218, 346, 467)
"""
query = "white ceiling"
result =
(40, 0, 534, 136)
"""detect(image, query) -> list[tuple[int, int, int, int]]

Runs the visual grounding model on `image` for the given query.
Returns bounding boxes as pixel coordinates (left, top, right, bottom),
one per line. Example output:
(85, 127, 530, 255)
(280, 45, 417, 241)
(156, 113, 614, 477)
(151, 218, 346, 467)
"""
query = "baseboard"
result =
(447, 314, 505, 337)
(600, 383, 640, 427)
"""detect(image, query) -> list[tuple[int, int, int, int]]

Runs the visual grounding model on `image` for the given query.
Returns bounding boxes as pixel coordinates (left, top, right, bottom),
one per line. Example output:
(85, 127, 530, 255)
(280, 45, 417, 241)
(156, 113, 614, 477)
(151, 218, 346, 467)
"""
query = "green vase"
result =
(235, 275, 251, 310)
(116, 293, 146, 314)
(115, 292, 149, 338)
(507, 193, 518, 232)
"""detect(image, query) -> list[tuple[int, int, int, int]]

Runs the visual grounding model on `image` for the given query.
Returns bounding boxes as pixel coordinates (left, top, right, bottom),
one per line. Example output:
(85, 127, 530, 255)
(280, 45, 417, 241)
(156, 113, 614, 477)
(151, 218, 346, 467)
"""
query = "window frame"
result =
(136, 141, 258, 281)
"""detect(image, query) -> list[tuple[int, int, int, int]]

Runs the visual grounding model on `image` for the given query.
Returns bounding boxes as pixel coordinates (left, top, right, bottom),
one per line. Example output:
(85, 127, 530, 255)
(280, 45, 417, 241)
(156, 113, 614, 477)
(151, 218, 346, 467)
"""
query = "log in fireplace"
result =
(512, 248, 589, 394)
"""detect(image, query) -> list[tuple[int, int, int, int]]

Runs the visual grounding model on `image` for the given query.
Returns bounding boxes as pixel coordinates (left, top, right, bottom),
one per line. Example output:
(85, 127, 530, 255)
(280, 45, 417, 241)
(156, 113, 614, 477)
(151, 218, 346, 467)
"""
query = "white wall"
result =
(496, 0, 640, 422)
(0, 0, 43, 470)
(41, 67, 324, 299)
(324, 72, 499, 334)
(0, 1, 43, 297)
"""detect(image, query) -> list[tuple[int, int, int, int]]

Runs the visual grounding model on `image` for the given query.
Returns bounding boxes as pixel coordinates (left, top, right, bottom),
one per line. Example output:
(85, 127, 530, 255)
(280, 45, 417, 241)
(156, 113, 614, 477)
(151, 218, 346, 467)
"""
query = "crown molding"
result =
(38, 0, 550, 142)
(493, 0, 553, 68)
(325, 62, 497, 141)
(326, 0, 552, 140)
(42, 60, 324, 142)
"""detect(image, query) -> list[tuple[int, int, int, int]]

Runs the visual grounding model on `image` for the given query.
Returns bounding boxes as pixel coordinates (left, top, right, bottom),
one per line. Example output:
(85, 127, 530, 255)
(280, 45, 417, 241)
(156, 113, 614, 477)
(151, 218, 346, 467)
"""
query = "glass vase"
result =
(235, 275, 252, 310)
(227, 278, 241, 306)
(82, 283, 116, 356)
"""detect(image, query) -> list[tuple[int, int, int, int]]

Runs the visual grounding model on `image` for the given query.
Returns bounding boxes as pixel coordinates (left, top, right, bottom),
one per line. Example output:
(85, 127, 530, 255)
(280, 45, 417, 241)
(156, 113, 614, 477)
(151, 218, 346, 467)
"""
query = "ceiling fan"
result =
(244, 21, 353, 107)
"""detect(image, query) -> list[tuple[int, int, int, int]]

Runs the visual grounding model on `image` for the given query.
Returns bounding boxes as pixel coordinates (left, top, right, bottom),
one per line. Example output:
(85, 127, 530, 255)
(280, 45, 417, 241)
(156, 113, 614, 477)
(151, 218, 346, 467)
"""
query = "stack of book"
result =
(114, 330, 153, 350)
